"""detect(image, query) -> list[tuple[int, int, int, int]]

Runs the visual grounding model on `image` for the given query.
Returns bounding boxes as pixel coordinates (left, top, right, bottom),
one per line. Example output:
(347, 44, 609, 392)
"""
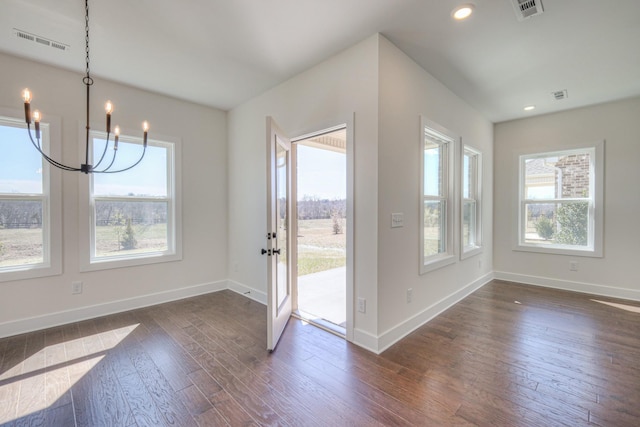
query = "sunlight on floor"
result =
(591, 299, 640, 313)
(0, 323, 138, 424)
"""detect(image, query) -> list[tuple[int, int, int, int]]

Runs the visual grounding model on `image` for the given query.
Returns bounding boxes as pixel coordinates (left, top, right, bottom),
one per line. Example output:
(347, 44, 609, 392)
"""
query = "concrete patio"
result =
(297, 266, 346, 328)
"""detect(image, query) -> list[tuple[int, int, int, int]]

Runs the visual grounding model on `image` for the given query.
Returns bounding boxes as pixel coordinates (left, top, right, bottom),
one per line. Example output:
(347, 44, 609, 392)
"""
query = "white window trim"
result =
(419, 117, 458, 274)
(461, 143, 483, 260)
(0, 107, 62, 283)
(513, 141, 604, 258)
(79, 126, 182, 272)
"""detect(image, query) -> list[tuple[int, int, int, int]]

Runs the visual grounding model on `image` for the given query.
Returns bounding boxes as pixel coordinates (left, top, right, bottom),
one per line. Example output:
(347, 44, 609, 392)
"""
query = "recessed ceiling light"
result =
(524, 105, 536, 111)
(452, 4, 474, 20)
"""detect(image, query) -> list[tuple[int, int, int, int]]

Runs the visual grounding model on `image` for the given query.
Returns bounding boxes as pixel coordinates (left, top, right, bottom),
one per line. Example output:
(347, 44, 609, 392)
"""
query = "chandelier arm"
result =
(97, 146, 118, 173)
(92, 131, 112, 169)
(19, 0, 149, 175)
(26, 125, 80, 171)
(93, 145, 147, 174)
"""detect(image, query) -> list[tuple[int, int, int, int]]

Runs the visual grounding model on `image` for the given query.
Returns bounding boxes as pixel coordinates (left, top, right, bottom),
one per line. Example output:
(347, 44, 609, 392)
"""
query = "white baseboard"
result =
(371, 272, 494, 354)
(352, 328, 380, 353)
(494, 271, 640, 302)
(227, 280, 267, 305)
(0, 280, 228, 339)
(11, 271, 629, 350)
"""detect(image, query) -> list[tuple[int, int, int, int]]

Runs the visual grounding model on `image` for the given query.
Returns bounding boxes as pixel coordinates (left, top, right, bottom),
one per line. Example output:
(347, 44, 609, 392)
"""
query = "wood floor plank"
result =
(117, 369, 166, 427)
(1, 281, 639, 426)
(126, 342, 195, 427)
(43, 402, 76, 427)
(187, 369, 255, 426)
(72, 353, 134, 427)
(14, 331, 46, 420)
(193, 408, 232, 427)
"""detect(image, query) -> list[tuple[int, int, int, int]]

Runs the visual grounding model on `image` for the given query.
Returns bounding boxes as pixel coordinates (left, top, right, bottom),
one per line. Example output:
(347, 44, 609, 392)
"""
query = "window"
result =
(0, 111, 62, 282)
(81, 129, 181, 270)
(517, 142, 604, 257)
(420, 118, 457, 273)
(461, 145, 482, 258)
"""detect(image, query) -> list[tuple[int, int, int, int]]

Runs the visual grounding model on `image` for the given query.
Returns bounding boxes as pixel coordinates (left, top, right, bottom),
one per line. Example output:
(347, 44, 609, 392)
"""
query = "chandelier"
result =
(21, 0, 148, 174)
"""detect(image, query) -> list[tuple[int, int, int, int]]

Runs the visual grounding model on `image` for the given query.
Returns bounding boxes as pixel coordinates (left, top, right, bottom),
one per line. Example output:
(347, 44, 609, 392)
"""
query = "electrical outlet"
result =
(357, 297, 366, 313)
(570, 261, 578, 271)
(407, 288, 413, 303)
(71, 281, 83, 295)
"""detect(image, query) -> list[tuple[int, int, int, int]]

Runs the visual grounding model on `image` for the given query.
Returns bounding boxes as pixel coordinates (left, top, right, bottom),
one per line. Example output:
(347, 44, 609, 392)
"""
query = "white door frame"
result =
(290, 116, 354, 342)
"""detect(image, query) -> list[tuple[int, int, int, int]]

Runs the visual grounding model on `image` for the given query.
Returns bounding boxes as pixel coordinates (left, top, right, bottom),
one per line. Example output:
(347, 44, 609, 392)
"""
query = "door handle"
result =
(272, 248, 281, 255)
(261, 248, 271, 256)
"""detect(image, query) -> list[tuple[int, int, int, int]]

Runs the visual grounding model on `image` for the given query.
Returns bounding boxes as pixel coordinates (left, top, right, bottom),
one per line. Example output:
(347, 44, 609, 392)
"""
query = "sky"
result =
(0, 123, 167, 197)
(424, 146, 441, 196)
(4, 123, 443, 201)
(296, 144, 346, 200)
(0, 123, 43, 194)
(92, 138, 167, 197)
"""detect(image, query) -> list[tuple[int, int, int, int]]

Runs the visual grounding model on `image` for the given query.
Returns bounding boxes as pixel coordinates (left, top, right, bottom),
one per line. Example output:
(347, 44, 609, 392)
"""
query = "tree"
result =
(331, 209, 343, 235)
(555, 202, 588, 246)
(120, 218, 138, 250)
(535, 216, 555, 240)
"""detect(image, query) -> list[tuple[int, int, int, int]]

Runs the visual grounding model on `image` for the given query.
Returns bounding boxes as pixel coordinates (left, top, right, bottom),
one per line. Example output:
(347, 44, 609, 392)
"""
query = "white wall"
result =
(0, 53, 228, 337)
(227, 34, 380, 342)
(376, 37, 494, 350)
(494, 96, 640, 301)
(228, 34, 494, 352)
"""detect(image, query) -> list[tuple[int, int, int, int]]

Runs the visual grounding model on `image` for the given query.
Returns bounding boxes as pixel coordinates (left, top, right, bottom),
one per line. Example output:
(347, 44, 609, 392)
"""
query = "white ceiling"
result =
(2, 0, 640, 123)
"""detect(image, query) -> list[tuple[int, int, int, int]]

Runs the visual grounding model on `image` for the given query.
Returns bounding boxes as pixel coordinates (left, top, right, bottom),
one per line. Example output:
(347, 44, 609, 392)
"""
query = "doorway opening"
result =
(294, 127, 347, 336)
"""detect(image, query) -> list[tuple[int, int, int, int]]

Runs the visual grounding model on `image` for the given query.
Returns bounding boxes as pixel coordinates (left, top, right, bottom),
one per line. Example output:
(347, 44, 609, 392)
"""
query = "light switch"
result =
(391, 213, 404, 228)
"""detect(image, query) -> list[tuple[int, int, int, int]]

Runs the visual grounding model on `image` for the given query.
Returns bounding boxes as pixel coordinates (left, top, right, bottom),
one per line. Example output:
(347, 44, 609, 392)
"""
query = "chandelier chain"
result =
(84, 0, 92, 84)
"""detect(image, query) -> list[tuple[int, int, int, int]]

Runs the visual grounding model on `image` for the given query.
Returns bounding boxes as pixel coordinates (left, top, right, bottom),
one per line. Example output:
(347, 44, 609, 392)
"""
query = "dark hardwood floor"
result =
(1, 280, 639, 426)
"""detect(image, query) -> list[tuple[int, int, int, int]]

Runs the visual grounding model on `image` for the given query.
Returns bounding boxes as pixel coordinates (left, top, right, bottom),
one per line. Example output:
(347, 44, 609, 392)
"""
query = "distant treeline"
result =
(95, 201, 168, 226)
(0, 199, 167, 229)
(0, 200, 42, 229)
(297, 196, 346, 220)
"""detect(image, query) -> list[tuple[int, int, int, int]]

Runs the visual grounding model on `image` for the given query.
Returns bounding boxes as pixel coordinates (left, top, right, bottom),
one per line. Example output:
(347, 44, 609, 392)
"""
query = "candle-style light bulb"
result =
(22, 88, 32, 125)
(142, 121, 149, 147)
(105, 101, 113, 133)
(114, 126, 120, 150)
(33, 110, 41, 139)
(22, 89, 32, 103)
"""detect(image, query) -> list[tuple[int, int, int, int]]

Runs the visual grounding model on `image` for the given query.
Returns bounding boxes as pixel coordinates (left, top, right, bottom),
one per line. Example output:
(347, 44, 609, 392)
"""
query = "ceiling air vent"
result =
(13, 28, 69, 52)
(511, 0, 544, 21)
(552, 89, 568, 100)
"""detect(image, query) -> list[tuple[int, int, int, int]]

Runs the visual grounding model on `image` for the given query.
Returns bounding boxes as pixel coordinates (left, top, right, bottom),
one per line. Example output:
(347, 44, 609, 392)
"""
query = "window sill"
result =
(420, 254, 456, 275)
(461, 246, 483, 260)
(80, 251, 182, 272)
(514, 243, 602, 258)
(0, 263, 62, 283)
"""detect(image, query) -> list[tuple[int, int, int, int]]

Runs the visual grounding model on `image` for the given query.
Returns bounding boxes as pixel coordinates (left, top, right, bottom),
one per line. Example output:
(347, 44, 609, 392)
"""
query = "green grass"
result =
(0, 224, 170, 266)
(297, 218, 346, 276)
(297, 252, 345, 276)
(95, 223, 168, 257)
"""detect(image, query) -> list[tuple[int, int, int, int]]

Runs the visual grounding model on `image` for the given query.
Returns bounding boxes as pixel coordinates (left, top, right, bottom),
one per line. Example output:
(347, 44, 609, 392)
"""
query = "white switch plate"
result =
(391, 213, 404, 228)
